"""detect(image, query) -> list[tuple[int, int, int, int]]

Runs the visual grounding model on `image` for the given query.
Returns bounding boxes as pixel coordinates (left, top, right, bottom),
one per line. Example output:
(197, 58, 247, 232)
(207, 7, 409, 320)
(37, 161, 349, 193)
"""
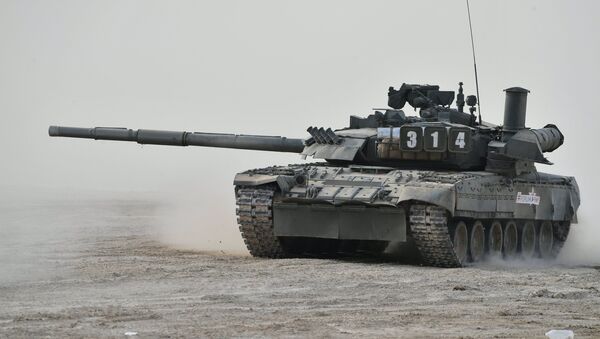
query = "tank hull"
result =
(234, 164, 579, 267)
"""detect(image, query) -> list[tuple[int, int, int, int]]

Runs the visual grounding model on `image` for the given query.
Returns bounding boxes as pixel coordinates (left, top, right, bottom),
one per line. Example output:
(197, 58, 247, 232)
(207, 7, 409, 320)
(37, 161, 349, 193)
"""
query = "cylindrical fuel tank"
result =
(503, 87, 529, 131)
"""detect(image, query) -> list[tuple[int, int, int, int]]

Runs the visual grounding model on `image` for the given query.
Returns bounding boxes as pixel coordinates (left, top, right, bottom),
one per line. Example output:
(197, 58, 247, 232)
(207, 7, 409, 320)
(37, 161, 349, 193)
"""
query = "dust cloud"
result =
(153, 191, 248, 255)
(559, 209, 600, 266)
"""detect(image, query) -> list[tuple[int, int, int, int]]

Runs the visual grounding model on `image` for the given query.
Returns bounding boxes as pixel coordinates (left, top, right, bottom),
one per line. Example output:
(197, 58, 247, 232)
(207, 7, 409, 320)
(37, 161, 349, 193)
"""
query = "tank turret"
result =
(49, 83, 565, 172)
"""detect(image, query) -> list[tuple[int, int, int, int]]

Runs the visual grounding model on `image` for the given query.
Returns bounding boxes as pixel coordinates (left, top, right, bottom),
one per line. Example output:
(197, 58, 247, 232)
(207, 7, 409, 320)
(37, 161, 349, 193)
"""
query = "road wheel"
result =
(539, 221, 554, 259)
(487, 220, 503, 257)
(504, 221, 518, 258)
(520, 221, 536, 259)
(470, 220, 485, 262)
(453, 221, 469, 264)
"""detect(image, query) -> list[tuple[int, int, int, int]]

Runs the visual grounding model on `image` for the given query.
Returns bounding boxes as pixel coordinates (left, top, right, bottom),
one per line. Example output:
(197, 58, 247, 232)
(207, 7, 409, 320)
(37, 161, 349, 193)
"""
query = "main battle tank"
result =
(49, 83, 580, 267)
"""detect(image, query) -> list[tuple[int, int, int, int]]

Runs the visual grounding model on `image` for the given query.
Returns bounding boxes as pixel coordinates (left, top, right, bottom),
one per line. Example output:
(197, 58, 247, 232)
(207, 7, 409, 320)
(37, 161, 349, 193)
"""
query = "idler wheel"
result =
(487, 220, 503, 257)
(503, 221, 518, 258)
(453, 221, 469, 264)
(520, 221, 537, 259)
(539, 221, 554, 259)
(469, 220, 485, 262)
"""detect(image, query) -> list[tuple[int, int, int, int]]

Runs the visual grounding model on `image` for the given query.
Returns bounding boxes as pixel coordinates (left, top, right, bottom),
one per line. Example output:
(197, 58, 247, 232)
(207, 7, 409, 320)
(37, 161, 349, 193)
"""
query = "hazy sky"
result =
(1, 0, 599, 207)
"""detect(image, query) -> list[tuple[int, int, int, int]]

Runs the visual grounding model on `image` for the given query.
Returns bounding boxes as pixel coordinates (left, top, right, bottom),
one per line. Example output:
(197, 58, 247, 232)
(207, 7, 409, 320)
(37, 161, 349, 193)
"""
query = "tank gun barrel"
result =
(48, 126, 305, 153)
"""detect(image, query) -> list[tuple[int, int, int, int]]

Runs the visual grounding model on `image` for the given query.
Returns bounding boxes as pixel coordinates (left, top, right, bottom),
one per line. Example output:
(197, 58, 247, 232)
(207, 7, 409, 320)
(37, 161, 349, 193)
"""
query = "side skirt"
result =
(272, 202, 406, 242)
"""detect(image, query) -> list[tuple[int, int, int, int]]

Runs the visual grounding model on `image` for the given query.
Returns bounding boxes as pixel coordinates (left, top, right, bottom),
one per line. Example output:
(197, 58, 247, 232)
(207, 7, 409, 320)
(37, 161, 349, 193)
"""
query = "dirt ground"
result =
(1, 196, 600, 338)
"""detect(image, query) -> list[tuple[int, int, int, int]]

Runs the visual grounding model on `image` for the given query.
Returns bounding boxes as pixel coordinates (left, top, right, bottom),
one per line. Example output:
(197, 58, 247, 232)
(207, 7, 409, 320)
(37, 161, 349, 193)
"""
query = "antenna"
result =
(466, 0, 482, 125)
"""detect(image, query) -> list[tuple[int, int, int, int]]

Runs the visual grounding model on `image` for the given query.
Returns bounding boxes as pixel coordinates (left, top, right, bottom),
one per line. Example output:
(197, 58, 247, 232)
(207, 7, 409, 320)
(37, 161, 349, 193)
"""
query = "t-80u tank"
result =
(49, 82, 580, 267)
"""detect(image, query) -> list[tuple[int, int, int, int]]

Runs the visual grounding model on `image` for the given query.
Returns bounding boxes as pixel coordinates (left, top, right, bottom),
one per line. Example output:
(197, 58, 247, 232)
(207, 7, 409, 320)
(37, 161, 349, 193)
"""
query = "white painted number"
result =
(406, 131, 417, 148)
(431, 131, 439, 148)
(455, 132, 466, 149)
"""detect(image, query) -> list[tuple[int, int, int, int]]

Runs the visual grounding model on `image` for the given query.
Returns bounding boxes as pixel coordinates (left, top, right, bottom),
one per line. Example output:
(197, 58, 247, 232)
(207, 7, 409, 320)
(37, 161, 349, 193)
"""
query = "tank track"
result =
(552, 221, 571, 257)
(235, 186, 286, 258)
(409, 205, 462, 268)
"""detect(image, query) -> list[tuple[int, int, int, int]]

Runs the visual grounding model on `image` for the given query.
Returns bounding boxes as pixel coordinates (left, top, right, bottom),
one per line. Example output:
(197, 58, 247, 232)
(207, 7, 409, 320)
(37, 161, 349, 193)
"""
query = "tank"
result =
(48, 82, 580, 267)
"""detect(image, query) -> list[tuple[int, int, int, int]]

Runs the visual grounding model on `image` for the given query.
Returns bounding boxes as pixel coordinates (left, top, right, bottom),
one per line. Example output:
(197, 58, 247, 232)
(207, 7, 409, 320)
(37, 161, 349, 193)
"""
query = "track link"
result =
(409, 205, 462, 268)
(552, 221, 571, 257)
(236, 186, 286, 258)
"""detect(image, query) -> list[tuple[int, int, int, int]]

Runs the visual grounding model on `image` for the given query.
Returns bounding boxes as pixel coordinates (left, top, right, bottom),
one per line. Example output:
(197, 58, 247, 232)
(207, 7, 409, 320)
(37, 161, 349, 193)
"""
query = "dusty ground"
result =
(1, 196, 600, 338)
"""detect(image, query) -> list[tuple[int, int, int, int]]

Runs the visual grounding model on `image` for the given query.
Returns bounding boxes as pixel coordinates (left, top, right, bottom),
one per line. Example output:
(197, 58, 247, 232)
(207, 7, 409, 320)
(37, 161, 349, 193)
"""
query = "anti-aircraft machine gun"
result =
(49, 83, 579, 267)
